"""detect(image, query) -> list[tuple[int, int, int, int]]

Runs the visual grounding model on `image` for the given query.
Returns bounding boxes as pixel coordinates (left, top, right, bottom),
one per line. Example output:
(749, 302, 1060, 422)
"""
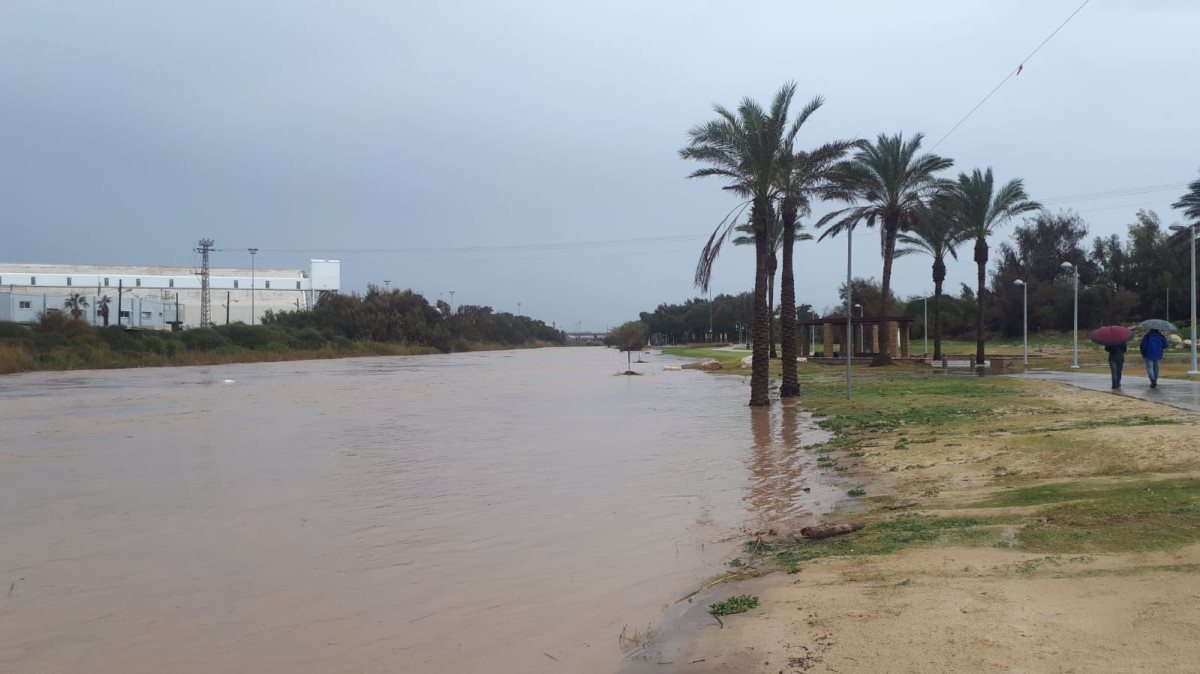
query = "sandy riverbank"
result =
(642, 364, 1200, 673)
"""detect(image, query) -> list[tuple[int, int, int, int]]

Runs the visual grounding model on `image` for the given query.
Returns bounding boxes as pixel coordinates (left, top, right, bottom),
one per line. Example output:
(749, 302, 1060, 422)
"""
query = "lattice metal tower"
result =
(195, 238, 215, 328)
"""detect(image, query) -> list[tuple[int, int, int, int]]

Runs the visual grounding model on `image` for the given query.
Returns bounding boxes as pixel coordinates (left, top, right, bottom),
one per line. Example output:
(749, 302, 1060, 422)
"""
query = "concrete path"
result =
(1013, 371, 1200, 412)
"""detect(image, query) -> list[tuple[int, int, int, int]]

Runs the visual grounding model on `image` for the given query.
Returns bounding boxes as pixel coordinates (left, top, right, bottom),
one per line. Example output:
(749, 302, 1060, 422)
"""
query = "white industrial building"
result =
(0, 259, 340, 329)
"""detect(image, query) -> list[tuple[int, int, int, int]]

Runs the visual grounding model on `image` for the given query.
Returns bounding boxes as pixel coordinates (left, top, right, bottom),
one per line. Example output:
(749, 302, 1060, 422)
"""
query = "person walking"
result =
(1105, 342, 1127, 389)
(1139, 328, 1169, 388)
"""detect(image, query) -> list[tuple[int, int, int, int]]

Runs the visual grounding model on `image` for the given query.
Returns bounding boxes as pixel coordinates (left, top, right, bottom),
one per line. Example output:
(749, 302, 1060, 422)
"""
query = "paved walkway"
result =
(1013, 371, 1200, 412)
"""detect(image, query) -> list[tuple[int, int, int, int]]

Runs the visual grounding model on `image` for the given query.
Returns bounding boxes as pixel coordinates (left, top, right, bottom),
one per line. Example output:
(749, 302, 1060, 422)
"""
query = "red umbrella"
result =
(1090, 325, 1134, 346)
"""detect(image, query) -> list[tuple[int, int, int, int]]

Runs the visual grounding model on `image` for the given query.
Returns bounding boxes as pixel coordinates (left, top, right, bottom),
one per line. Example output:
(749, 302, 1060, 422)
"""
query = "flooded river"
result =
(0, 347, 833, 673)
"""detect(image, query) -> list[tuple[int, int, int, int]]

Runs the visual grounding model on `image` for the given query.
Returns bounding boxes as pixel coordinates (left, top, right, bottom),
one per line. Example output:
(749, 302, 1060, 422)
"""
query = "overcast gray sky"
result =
(2, 1, 1197, 330)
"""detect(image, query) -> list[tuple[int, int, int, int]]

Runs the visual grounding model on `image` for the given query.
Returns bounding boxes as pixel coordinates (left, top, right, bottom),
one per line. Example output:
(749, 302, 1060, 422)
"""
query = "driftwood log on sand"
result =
(800, 522, 865, 539)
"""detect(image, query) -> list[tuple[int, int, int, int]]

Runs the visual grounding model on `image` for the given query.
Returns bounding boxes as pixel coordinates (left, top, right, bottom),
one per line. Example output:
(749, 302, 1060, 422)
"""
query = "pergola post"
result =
(901, 321, 911, 358)
(871, 323, 880, 353)
(887, 321, 899, 356)
(822, 322, 834, 358)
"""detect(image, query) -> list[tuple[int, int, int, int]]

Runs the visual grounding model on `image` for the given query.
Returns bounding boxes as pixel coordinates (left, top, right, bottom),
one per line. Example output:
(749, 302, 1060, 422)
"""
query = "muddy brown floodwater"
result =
(0, 347, 833, 673)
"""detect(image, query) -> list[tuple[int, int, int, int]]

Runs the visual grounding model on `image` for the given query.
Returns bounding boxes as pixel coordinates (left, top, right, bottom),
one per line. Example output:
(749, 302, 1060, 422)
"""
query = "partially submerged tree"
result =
(775, 132, 859, 395)
(683, 83, 806, 405)
(612, 320, 649, 373)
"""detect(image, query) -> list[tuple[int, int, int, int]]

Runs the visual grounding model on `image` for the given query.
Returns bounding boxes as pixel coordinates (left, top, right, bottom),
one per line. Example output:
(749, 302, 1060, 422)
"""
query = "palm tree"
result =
(818, 133, 953, 364)
(1174, 170, 1200, 222)
(683, 83, 805, 406)
(97, 295, 112, 326)
(63, 292, 89, 320)
(732, 214, 811, 359)
(776, 135, 860, 395)
(950, 168, 1041, 364)
(895, 199, 967, 360)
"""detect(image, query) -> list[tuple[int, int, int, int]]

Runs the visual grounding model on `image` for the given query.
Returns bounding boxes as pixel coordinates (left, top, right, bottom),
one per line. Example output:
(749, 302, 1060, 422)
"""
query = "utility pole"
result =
(248, 248, 258, 326)
(117, 279, 124, 327)
(196, 239, 214, 328)
(449, 290, 455, 314)
(226, 291, 232, 325)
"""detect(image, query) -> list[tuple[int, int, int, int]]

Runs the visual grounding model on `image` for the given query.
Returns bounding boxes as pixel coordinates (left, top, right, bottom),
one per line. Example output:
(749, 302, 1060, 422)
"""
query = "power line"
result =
(930, 0, 1092, 151)
(221, 234, 706, 256)
(1040, 181, 1190, 205)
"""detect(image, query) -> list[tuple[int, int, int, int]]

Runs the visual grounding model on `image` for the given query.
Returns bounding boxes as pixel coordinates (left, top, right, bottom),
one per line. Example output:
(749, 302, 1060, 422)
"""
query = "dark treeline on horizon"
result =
(264, 285, 566, 351)
(630, 207, 1196, 342)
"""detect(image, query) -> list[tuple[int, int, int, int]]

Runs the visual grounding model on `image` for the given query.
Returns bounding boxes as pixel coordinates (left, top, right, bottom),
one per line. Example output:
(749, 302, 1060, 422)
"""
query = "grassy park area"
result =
(660, 343, 1200, 672)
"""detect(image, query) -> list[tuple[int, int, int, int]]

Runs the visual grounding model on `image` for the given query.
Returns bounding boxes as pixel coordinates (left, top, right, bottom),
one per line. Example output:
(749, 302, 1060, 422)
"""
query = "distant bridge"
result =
(564, 331, 606, 343)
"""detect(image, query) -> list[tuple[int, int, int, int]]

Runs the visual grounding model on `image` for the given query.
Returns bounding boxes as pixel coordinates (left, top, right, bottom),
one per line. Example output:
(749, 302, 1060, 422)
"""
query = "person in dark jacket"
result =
(1105, 342, 1127, 389)
(1139, 329, 1169, 388)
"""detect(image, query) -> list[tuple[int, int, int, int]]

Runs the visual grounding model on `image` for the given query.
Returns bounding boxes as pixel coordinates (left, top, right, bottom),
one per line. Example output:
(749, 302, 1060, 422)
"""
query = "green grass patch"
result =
(709, 594, 759, 616)
(751, 515, 990, 572)
(972, 478, 1200, 553)
(804, 375, 1030, 435)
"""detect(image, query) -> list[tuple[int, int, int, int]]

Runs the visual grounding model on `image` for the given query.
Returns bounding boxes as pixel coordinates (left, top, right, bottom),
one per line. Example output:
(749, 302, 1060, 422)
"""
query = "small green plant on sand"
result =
(847, 487, 866, 497)
(709, 594, 759, 616)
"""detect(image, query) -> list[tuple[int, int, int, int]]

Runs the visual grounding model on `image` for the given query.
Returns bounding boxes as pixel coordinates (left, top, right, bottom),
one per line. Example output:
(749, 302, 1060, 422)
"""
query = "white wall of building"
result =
(0, 291, 179, 329)
(0, 259, 339, 328)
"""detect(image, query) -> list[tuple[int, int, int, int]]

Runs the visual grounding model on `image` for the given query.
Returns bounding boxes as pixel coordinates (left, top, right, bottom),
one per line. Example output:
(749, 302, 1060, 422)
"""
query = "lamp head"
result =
(1013, 279, 1025, 286)
(1060, 262, 1074, 271)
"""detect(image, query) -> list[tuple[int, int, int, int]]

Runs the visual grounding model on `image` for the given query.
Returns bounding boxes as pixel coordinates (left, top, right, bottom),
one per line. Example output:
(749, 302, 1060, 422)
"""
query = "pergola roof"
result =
(798, 315, 917, 326)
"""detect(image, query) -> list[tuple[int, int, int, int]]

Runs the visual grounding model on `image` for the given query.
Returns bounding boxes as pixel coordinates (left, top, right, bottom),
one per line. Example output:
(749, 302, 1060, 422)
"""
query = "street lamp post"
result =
(1169, 223, 1200, 375)
(1014, 279, 1028, 365)
(854, 303, 863, 354)
(449, 290, 455, 314)
(248, 248, 258, 326)
(517, 302, 522, 316)
(1061, 262, 1079, 369)
(845, 228, 853, 400)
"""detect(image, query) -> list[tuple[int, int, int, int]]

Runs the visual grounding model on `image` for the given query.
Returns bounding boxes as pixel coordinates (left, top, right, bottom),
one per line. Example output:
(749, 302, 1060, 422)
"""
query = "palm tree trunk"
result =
(768, 270, 777, 359)
(749, 199, 773, 406)
(779, 203, 799, 397)
(975, 237, 988, 364)
(932, 256, 946, 361)
(874, 223, 897, 365)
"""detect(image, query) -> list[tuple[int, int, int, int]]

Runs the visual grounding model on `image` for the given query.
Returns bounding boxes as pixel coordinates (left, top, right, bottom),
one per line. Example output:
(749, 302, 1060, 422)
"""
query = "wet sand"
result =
(0, 348, 832, 673)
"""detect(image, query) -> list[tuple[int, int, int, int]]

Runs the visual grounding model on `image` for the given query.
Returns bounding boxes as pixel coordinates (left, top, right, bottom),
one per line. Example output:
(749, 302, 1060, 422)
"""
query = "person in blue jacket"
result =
(1139, 329, 1169, 388)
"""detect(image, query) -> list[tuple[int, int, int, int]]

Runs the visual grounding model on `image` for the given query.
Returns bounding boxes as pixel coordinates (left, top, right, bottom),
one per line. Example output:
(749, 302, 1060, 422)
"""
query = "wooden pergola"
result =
(797, 315, 918, 359)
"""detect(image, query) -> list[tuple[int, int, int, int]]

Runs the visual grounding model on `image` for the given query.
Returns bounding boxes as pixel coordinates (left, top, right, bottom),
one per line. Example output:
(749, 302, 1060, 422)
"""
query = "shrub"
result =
(290, 327, 326, 350)
(181, 328, 228, 351)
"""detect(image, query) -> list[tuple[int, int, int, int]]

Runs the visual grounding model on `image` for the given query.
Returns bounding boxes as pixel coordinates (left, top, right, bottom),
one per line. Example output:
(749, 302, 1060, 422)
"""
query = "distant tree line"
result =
(0, 286, 564, 374)
(628, 207, 1197, 350)
(263, 285, 565, 351)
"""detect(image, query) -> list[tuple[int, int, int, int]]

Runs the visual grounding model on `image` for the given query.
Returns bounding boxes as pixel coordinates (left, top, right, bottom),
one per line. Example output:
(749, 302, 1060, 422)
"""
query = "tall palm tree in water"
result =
(732, 215, 810, 358)
(818, 133, 952, 364)
(949, 168, 1041, 364)
(683, 83, 804, 406)
(775, 134, 860, 395)
(895, 198, 967, 360)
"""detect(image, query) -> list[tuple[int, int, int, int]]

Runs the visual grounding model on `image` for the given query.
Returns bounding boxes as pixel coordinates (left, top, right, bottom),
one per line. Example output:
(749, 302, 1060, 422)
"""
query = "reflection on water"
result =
(0, 348, 831, 673)
(745, 404, 832, 532)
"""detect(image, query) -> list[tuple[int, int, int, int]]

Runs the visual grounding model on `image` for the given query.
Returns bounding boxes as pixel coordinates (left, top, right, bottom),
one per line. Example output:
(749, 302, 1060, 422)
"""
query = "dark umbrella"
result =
(1137, 319, 1175, 332)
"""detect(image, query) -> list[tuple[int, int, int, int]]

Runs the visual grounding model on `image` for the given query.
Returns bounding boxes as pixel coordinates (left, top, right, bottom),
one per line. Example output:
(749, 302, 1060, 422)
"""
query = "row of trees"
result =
(263, 285, 565, 351)
(681, 82, 1200, 406)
